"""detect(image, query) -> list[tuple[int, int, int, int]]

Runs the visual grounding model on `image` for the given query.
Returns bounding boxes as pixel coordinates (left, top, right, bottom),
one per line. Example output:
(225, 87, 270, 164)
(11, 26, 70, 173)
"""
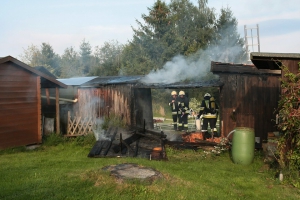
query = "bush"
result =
(275, 63, 300, 187)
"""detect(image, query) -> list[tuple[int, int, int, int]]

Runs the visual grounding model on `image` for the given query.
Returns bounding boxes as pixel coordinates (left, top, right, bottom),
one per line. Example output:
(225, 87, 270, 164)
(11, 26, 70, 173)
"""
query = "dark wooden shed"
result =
(0, 56, 66, 149)
(211, 62, 281, 145)
(251, 52, 300, 73)
(212, 52, 300, 145)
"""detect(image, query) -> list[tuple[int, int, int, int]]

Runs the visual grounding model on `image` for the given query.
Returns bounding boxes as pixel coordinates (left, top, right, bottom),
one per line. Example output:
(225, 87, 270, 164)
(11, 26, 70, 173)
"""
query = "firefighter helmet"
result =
(171, 91, 177, 95)
(204, 93, 211, 97)
(179, 91, 185, 95)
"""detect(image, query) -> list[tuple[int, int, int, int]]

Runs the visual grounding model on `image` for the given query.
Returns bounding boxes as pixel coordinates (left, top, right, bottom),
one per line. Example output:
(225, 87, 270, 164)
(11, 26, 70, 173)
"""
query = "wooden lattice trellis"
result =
(67, 111, 95, 136)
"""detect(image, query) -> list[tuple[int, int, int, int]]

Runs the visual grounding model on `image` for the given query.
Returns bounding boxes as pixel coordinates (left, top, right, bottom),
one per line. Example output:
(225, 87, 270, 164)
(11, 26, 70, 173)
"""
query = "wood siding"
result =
(64, 85, 154, 131)
(134, 88, 154, 129)
(0, 62, 41, 149)
(219, 73, 281, 142)
(73, 85, 133, 127)
(281, 59, 300, 75)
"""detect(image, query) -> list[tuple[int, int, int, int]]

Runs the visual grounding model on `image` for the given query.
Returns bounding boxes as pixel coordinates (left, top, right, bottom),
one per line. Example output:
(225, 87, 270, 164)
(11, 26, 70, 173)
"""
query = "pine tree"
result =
(211, 7, 247, 63)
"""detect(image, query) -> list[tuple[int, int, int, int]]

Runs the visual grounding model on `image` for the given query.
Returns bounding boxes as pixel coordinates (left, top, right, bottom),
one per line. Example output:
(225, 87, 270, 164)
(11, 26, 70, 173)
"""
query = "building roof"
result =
(211, 61, 281, 75)
(81, 75, 143, 86)
(57, 76, 98, 86)
(80, 75, 223, 89)
(34, 66, 57, 79)
(250, 52, 300, 70)
(0, 56, 67, 88)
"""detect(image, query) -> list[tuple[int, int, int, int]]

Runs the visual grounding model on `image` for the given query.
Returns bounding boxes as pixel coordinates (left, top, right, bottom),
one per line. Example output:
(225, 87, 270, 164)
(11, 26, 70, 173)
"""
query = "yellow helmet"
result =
(179, 91, 185, 95)
(171, 91, 177, 95)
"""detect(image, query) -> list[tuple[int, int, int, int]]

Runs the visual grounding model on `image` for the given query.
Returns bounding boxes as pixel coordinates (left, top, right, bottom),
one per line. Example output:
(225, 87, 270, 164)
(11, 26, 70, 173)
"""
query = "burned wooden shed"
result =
(59, 75, 223, 136)
(65, 76, 154, 135)
(0, 56, 66, 149)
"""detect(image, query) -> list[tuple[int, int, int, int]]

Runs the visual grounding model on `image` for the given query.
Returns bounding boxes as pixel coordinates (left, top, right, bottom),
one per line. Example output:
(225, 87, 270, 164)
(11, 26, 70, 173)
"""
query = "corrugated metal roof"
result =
(57, 76, 98, 86)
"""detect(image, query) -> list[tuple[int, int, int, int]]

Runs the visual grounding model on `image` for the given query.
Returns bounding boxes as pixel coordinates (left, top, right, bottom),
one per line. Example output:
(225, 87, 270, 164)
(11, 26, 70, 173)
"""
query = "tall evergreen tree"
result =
(211, 7, 247, 63)
(121, 0, 171, 75)
(60, 46, 82, 78)
(121, 0, 217, 75)
(168, 0, 215, 55)
(91, 40, 124, 76)
(40, 43, 61, 77)
(79, 39, 92, 75)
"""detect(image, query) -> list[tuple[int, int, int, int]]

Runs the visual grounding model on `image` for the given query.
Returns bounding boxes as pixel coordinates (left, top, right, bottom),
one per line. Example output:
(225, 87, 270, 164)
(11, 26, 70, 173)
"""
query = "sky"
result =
(1, 0, 299, 59)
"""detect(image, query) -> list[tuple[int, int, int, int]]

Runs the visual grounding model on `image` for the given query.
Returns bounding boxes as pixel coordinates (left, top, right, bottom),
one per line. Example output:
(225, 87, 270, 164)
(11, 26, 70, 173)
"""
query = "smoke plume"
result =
(141, 25, 246, 84)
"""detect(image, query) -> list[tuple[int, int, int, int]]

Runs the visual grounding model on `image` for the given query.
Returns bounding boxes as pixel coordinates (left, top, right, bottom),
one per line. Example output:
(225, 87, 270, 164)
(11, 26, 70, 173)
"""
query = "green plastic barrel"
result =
(231, 127, 255, 165)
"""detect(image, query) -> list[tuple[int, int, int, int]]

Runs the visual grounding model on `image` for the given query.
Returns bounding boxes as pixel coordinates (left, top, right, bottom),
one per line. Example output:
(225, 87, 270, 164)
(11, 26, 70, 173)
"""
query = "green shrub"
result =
(275, 63, 300, 187)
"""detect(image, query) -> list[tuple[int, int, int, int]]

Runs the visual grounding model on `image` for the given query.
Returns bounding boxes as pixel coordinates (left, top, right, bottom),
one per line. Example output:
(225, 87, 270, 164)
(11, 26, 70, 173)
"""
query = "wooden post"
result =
(37, 77, 42, 143)
(56, 87, 60, 134)
(67, 111, 70, 135)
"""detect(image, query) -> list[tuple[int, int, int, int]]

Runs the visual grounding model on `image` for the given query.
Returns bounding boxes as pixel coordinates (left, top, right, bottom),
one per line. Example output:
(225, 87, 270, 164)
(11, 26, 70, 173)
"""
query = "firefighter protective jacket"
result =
(169, 96, 179, 115)
(199, 96, 219, 118)
(177, 96, 189, 115)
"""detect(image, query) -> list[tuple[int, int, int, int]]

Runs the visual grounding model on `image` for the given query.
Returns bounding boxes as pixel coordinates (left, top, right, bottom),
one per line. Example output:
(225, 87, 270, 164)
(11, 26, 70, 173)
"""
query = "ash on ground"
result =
(102, 163, 164, 183)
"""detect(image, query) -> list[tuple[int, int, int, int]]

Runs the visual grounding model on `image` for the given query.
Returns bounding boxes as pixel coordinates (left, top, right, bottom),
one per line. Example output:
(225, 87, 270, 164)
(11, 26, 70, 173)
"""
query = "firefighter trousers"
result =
(172, 114, 178, 130)
(178, 114, 188, 131)
(202, 118, 217, 133)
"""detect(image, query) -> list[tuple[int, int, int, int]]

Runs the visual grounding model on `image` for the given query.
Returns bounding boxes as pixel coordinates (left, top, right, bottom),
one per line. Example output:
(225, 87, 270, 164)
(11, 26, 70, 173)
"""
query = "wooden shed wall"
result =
(134, 88, 154, 129)
(74, 85, 133, 127)
(219, 73, 280, 142)
(281, 59, 300, 75)
(67, 85, 154, 131)
(0, 62, 41, 149)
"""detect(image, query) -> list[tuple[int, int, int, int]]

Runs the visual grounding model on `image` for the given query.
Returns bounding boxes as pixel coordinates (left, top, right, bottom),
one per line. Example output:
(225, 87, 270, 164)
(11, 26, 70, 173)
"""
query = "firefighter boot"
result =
(183, 124, 189, 132)
(213, 128, 218, 137)
(178, 124, 183, 131)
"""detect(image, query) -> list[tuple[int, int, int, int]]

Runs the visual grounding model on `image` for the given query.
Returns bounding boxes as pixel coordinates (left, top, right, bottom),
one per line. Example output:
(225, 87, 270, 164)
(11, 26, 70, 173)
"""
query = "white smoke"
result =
(164, 132, 181, 141)
(141, 24, 247, 84)
(141, 54, 208, 84)
(92, 118, 111, 141)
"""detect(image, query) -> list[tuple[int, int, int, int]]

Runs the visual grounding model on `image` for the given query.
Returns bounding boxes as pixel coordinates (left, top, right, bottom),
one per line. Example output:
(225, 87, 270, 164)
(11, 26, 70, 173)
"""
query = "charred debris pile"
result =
(88, 122, 222, 160)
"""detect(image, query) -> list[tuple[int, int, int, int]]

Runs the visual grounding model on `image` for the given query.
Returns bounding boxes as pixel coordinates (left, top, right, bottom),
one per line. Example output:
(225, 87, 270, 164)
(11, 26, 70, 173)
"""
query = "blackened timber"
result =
(166, 140, 218, 147)
(135, 132, 161, 142)
(88, 141, 105, 157)
(134, 138, 140, 157)
(112, 131, 145, 153)
(88, 127, 113, 157)
(135, 127, 166, 137)
(103, 127, 118, 156)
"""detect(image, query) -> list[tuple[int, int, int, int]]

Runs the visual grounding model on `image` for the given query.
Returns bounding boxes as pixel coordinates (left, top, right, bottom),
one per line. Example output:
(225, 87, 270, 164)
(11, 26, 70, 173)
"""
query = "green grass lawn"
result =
(0, 136, 299, 200)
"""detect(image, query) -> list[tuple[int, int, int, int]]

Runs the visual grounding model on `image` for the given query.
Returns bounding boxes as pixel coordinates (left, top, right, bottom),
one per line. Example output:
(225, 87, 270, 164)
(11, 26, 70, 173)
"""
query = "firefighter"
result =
(177, 90, 189, 131)
(169, 91, 179, 130)
(198, 93, 219, 138)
